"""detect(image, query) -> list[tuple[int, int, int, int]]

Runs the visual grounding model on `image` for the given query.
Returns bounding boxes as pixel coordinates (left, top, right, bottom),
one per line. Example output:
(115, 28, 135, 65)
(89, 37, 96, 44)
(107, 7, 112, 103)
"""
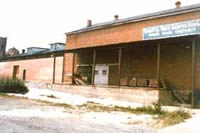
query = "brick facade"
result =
(63, 53, 73, 84)
(64, 10, 200, 86)
(66, 11, 200, 50)
(0, 56, 64, 83)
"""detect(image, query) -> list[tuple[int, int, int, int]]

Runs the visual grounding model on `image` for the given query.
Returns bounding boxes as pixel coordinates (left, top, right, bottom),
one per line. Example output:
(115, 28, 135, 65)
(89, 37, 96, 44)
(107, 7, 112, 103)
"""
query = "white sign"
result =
(143, 19, 200, 40)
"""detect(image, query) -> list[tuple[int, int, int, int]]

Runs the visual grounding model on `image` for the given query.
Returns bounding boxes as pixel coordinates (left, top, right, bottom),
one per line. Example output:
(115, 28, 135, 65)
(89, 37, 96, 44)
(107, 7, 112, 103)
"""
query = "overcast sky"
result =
(0, 0, 200, 52)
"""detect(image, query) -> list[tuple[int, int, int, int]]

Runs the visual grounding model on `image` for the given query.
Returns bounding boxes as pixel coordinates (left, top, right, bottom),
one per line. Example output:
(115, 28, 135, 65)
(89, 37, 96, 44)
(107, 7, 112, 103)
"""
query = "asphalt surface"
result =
(0, 96, 157, 133)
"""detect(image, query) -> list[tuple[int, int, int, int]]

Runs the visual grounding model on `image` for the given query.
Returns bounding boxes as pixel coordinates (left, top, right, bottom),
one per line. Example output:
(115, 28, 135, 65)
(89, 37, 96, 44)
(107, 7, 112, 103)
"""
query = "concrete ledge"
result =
(25, 81, 173, 105)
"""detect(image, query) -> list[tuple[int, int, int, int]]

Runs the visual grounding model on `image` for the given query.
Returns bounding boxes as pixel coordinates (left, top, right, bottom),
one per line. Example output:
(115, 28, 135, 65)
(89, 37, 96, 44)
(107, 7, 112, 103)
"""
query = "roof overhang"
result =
(65, 34, 200, 52)
(0, 35, 199, 62)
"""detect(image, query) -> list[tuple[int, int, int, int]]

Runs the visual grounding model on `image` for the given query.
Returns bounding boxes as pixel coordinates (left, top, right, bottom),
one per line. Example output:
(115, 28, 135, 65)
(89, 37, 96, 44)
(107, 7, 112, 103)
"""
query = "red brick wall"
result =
(160, 43, 192, 90)
(121, 45, 157, 80)
(0, 57, 63, 83)
(63, 53, 73, 84)
(121, 42, 193, 90)
(55, 57, 64, 83)
(66, 11, 200, 50)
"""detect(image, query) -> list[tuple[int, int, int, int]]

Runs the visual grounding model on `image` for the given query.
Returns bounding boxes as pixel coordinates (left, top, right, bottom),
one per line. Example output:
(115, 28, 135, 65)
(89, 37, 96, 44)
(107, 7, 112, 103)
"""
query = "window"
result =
(102, 70, 107, 75)
(95, 70, 99, 75)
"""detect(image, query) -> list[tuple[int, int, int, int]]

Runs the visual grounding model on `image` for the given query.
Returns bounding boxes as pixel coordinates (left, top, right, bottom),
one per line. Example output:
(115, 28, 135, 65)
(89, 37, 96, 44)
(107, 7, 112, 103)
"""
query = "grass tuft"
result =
(40, 94, 58, 99)
(157, 109, 191, 127)
(47, 95, 58, 99)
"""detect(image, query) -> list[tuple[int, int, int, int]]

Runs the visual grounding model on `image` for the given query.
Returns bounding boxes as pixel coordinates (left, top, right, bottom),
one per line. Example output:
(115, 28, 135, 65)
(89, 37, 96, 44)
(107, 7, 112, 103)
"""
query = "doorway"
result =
(13, 65, 19, 79)
(94, 65, 109, 85)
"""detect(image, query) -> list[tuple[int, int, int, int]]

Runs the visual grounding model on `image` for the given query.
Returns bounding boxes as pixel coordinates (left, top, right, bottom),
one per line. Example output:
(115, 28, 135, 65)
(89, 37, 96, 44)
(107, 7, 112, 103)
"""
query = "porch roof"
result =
(0, 34, 198, 62)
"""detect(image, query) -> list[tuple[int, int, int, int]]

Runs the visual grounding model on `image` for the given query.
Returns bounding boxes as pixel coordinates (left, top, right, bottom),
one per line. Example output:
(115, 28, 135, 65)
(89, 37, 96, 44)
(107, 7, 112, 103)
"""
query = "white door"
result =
(94, 65, 109, 85)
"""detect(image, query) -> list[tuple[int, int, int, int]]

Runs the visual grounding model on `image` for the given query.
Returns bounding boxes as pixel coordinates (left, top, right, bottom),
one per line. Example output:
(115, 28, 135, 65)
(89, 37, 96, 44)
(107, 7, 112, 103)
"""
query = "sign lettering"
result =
(143, 19, 200, 40)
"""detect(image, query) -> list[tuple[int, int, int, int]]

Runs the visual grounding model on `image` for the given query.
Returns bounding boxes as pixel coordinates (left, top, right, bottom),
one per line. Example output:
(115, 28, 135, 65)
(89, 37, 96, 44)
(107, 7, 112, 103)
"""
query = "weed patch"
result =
(36, 100, 74, 109)
(79, 102, 191, 127)
(40, 94, 58, 99)
(157, 109, 191, 127)
(0, 78, 29, 94)
(0, 93, 9, 97)
(78, 102, 113, 112)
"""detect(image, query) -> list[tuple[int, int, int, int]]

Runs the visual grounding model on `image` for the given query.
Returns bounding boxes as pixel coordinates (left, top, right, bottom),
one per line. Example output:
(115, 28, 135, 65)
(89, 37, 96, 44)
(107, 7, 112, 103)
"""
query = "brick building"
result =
(0, 43, 65, 84)
(63, 2, 200, 107)
(0, 37, 7, 58)
(0, 2, 200, 107)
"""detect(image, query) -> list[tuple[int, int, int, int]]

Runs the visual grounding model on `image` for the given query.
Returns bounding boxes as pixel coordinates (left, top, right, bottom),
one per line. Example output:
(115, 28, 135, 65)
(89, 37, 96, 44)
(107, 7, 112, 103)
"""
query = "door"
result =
(13, 65, 19, 79)
(94, 65, 109, 85)
(108, 65, 118, 85)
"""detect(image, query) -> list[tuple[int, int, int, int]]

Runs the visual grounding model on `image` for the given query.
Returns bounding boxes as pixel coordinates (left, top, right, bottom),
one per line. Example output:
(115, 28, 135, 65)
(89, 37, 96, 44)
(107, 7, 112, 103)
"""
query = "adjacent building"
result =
(0, 37, 7, 58)
(49, 43, 65, 51)
(0, 43, 65, 83)
(6, 47, 19, 56)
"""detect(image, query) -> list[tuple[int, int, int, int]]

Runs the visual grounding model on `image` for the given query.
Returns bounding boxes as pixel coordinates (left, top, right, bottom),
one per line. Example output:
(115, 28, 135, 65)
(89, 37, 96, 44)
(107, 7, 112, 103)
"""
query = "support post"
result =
(61, 54, 65, 83)
(91, 50, 96, 85)
(192, 39, 196, 107)
(118, 47, 122, 87)
(157, 42, 160, 89)
(52, 55, 56, 84)
(72, 52, 76, 85)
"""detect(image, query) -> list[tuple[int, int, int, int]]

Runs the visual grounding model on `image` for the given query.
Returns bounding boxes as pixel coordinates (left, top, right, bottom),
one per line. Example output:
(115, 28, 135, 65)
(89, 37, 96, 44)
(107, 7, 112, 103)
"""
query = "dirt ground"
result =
(0, 96, 157, 133)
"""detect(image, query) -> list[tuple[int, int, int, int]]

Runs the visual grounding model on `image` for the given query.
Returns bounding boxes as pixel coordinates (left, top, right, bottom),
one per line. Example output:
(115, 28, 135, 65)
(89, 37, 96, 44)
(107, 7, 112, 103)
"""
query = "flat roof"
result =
(0, 50, 65, 62)
(66, 3, 200, 35)
(27, 47, 49, 50)
(49, 42, 65, 45)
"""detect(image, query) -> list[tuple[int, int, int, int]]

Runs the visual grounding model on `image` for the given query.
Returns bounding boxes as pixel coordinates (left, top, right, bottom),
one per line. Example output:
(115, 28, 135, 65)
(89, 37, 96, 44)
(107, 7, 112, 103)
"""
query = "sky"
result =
(0, 0, 200, 52)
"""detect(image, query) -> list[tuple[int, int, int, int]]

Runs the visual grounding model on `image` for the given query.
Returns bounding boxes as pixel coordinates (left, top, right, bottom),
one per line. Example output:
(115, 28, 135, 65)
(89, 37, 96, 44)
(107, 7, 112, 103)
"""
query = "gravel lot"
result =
(0, 96, 157, 133)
